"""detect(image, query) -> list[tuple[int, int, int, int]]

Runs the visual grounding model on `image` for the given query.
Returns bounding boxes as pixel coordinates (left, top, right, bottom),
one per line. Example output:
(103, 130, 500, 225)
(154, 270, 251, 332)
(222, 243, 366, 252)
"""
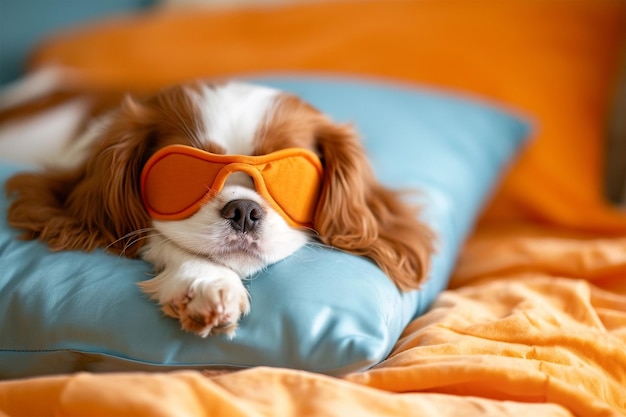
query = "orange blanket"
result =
(1, 1, 626, 416)
(1, 226, 625, 416)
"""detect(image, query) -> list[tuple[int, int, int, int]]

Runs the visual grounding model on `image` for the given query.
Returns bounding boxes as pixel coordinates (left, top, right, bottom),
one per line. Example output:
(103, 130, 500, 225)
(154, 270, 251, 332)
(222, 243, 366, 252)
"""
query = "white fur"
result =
(0, 98, 90, 167)
(0, 67, 66, 110)
(0, 67, 105, 169)
(193, 82, 280, 154)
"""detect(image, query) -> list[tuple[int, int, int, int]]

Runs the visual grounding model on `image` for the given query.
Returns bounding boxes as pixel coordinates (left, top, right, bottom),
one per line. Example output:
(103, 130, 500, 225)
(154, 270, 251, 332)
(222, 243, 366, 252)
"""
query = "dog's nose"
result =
(220, 199, 264, 233)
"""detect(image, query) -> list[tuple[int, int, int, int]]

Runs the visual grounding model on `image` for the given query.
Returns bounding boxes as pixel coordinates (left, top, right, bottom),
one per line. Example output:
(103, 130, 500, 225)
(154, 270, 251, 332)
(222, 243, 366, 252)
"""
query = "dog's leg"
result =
(0, 67, 67, 110)
(0, 67, 93, 168)
(138, 236, 250, 338)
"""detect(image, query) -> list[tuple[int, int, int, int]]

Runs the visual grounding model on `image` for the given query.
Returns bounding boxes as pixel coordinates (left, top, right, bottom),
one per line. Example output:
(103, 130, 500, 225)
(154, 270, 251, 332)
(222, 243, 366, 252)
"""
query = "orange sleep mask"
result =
(140, 145, 324, 228)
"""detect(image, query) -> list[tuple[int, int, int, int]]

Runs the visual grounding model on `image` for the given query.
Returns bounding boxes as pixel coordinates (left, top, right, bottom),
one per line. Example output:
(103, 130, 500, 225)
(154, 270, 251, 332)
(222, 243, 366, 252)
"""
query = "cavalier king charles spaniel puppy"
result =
(4, 80, 435, 337)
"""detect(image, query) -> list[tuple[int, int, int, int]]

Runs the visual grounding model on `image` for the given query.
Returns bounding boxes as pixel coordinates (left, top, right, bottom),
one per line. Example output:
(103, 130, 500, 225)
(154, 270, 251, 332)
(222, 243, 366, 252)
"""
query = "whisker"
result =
(141, 235, 176, 258)
(123, 233, 160, 255)
(152, 228, 219, 259)
(106, 227, 159, 256)
(301, 226, 320, 238)
(305, 240, 335, 251)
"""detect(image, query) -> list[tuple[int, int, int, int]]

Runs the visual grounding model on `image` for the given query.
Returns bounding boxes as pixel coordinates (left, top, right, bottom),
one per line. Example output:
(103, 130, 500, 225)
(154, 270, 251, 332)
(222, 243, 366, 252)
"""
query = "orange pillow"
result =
(29, 0, 626, 234)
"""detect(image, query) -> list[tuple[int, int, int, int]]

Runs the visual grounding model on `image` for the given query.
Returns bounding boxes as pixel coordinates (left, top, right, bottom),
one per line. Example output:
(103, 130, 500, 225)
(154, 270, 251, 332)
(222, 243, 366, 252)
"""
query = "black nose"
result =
(220, 199, 264, 233)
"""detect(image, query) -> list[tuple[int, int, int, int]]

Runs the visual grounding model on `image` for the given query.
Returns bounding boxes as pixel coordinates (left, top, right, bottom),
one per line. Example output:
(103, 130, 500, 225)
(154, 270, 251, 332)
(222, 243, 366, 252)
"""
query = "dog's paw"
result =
(139, 263, 251, 338)
(166, 278, 250, 338)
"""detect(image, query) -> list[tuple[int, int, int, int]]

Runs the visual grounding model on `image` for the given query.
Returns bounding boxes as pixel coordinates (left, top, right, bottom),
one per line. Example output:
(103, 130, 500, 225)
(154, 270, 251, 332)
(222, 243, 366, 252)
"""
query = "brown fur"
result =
(258, 94, 436, 290)
(6, 84, 435, 290)
(314, 123, 435, 291)
(5, 85, 206, 256)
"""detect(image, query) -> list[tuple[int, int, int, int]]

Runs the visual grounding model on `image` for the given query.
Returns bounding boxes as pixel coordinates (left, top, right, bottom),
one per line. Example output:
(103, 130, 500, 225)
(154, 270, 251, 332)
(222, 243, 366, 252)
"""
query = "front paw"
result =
(139, 265, 250, 338)
(167, 278, 250, 338)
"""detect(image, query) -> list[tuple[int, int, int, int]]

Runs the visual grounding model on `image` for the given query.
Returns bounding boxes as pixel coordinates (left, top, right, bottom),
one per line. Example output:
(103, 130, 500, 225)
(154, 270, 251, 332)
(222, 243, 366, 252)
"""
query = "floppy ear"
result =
(313, 122, 435, 291)
(6, 96, 155, 257)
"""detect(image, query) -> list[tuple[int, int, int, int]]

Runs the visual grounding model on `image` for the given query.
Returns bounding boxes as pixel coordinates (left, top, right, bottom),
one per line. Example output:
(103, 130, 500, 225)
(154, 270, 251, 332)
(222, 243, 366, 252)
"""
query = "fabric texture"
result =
(0, 76, 528, 378)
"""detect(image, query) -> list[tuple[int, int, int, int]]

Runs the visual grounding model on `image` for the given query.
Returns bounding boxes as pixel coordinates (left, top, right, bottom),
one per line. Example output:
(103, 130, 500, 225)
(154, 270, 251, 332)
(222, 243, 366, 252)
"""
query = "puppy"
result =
(4, 79, 435, 337)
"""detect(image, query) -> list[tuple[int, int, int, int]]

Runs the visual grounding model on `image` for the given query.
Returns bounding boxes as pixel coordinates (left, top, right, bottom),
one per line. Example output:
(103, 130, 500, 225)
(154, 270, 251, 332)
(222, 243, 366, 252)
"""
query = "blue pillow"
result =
(0, 76, 529, 377)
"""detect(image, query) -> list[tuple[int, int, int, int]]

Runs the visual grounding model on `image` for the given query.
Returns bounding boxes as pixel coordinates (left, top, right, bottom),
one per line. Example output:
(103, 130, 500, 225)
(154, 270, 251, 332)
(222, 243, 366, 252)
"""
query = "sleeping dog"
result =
(2, 73, 435, 337)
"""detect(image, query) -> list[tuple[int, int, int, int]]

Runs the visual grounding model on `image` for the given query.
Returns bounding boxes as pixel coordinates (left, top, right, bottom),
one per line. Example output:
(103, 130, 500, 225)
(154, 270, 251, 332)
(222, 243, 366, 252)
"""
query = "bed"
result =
(1, 1, 625, 416)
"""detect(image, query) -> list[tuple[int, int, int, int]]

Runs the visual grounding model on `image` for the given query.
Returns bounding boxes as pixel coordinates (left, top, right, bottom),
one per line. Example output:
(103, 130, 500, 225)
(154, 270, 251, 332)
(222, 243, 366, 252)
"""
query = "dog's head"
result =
(7, 82, 434, 289)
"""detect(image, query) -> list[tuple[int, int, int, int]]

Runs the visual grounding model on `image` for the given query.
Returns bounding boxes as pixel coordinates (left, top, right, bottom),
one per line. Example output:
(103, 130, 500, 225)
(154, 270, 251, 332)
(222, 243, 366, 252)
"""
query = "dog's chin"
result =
(215, 252, 267, 277)
(202, 233, 307, 277)
(155, 236, 260, 277)
(214, 241, 266, 276)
